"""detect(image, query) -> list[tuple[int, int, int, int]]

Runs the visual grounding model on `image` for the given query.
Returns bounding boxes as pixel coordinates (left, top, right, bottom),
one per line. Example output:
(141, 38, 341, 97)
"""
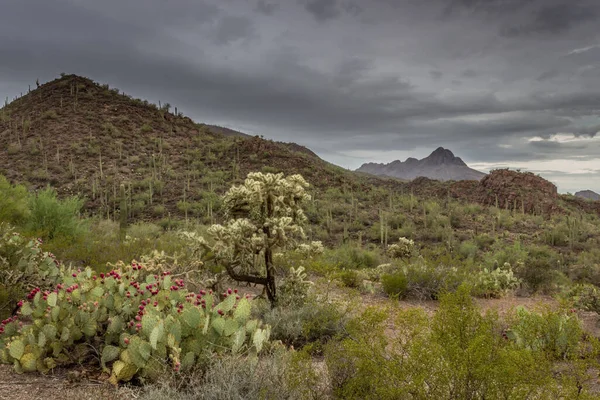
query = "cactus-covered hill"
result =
(1, 74, 598, 232)
(0, 74, 401, 220)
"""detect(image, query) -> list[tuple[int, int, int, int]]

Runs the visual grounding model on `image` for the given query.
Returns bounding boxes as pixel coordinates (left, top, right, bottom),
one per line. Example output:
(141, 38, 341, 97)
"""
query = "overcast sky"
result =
(1, 0, 599, 193)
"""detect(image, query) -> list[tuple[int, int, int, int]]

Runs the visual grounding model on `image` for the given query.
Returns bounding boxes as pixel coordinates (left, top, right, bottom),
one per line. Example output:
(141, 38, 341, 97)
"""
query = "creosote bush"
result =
(27, 187, 86, 240)
(325, 286, 597, 399)
(259, 295, 348, 352)
(0, 176, 30, 224)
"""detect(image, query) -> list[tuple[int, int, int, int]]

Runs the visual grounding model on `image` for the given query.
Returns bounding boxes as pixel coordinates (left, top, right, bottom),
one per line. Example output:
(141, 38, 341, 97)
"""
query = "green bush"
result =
(139, 348, 320, 400)
(324, 245, 380, 270)
(381, 272, 407, 298)
(259, 296, 348, 351)
(458, 240, 478, 259)
(338, 270, 361, 288)
(26, 188, 85, 240)
(324, 286, 565, 399)
(398, 259, 467, 300)
(0, 176, 30, 224)
(506, 306, 583, 360)
(517, 245, 564, 293)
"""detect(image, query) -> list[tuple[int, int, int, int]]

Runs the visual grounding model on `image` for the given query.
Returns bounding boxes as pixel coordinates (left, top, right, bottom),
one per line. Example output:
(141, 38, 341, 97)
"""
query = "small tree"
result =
(203, 172, 311, 305)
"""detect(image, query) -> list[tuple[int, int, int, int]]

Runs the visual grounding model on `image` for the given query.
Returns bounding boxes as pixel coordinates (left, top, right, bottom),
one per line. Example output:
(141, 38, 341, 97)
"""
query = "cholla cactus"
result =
(278, 266, 313, 307)
(296, 241, 325, 257)
(205, 173, 311, 305)
(387, 237, 415, 259)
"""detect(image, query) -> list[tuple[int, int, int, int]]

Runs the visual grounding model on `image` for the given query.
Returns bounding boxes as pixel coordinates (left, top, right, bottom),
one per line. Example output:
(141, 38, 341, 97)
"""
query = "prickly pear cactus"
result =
(0, 262, 270, 384)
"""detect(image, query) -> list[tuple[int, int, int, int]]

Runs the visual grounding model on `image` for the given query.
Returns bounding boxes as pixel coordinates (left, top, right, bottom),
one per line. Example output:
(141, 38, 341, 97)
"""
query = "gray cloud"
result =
(501, 2, 597, 37)
(255, 0, 278, 15)
(304, 0, 340, 22)
(1, 0, 600, 193)
(212, 15, 255, 45)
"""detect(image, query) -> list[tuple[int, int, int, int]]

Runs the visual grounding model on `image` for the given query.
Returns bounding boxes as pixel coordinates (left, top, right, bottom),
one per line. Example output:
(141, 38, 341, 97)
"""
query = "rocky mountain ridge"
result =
(357, 147, 486, 181)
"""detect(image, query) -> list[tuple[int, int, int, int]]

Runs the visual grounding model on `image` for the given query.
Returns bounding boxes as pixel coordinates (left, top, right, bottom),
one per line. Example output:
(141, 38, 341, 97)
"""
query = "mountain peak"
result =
(356, 147, 484, 181)
(424, 147, 466, 167)
(575, 190, 600, 201)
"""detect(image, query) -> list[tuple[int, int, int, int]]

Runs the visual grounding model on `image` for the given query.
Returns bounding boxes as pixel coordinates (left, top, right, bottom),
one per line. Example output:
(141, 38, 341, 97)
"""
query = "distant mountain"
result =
(575, 190, 600, 201)
(357, 147, 486, 182)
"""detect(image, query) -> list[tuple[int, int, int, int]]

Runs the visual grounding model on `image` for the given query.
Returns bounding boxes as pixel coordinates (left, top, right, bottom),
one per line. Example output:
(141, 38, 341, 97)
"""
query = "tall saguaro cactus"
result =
(119, 184, 128, 238)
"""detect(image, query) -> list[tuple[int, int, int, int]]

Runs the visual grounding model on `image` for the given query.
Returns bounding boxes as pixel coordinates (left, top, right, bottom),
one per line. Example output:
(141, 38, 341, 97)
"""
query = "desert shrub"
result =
(259, 296, 348, 351)
(140, 123, 153, 132)
(324, 245, 380, 270)
(474, 233, 496, 250)
(7, 143, 21, 154)
(542, 220, 570, 247)
(325, 287, 561, 399)
(563, 284, 600, 314)
(0, 175, 30, 224)
(127, 222, 163, 241)
(395, 258, 466, 300)
(458, 240, 478, 259)
(484, 240, 527, 269)
(139, 348, 320, 400)
(506, 306, 583, 360)
(516, 245, 565, 293)
(568, 249, 600, 286)
(381, 272, 408, 298)
(151, 205, 166, 217)
(41, 109, 58, 120)
(26, 187, 85, 240)
(0, 262, 270, 383)
(338, 270, 361, 288)
(496, 210, 515, 229)
(361, 263, 394, 282)
(471, 263, 521, 298)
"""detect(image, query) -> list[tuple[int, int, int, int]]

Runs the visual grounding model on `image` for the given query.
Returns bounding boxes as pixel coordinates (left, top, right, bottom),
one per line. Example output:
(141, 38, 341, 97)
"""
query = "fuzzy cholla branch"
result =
(387, 237, 415, 259)
(204, 172, 312, 305)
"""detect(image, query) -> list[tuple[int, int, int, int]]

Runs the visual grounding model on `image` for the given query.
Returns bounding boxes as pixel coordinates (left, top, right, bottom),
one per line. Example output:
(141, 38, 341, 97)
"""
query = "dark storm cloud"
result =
(501, 3, 597, 37)
(1, 0, 599, 192)
(430, 71, 443, 80)
(303, 0, 340, 22)
(255, 1, 278, 15)
(212, 15, 255, 45)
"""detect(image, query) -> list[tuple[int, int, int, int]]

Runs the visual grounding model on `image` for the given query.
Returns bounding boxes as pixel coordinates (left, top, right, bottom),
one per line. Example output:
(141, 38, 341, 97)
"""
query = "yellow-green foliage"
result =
(325, 286, 595, 399)
(0, 176, 30, 224)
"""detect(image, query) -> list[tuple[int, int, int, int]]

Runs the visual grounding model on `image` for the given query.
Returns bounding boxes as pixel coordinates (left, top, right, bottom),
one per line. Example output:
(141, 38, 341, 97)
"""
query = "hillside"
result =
(1, 74, 598, 240)
(0, 74, 398, 222)
(357, 147, 486, 181)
